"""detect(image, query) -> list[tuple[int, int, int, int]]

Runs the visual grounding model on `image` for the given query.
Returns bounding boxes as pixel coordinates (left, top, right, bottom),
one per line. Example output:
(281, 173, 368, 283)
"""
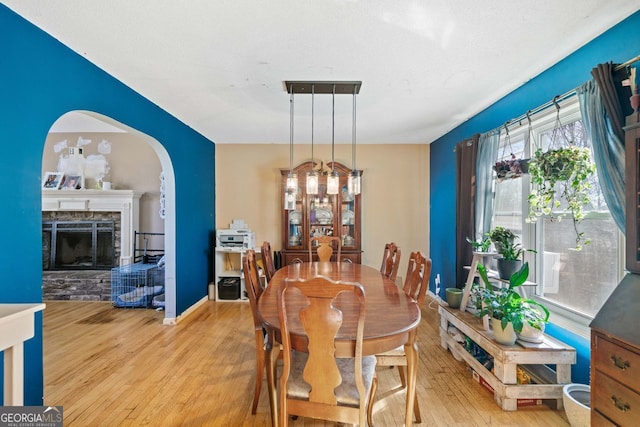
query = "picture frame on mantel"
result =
(42, 171, 64, 190)
(60, 174, 82, 190)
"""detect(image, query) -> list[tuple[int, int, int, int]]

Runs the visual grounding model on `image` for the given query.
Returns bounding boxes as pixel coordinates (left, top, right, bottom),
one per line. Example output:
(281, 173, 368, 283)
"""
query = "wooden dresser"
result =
(589, 110, 640, 426)
(590, 274, 640, 426)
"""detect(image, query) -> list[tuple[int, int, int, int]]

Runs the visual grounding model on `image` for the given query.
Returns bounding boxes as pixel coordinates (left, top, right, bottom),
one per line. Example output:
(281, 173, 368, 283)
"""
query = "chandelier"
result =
(284, 80, 362, 205)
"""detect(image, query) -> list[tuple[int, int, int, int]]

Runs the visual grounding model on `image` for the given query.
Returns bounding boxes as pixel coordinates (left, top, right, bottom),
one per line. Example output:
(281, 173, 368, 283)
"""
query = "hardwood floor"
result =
(43, 298, 570, 426)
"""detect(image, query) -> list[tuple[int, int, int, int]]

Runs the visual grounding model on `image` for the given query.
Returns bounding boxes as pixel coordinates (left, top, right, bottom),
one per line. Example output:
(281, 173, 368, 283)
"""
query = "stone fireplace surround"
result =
(42, 190, 143, 301)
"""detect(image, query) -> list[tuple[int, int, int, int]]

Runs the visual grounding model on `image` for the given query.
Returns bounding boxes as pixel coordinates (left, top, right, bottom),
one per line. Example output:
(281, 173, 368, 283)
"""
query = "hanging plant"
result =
(493, 122, 529, 182)
(526, 102, 596, 250)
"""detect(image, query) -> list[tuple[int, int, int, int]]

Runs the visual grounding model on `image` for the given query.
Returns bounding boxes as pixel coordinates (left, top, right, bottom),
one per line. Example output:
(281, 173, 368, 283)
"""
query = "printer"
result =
(216, 228, 256, 250)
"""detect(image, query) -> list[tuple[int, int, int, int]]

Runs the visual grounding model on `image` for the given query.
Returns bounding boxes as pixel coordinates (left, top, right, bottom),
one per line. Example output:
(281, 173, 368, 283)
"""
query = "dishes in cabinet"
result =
(289, 210, 301, 224)
(343, 235, 355, 246)
(341, 209, 354, 225)
(341, 186, 354, 202)
(289, 234, 301, 246)
(314, 207, 333, 224)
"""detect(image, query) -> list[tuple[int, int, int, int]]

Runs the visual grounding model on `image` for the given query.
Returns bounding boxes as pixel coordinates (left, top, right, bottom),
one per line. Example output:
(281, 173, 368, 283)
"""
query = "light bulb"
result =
(284, 189, 297, 210)
(306, 171, 318, 195)
(327, 171, 339, 195)
(348, 170, 361, 195)
(286, 172, 298, 192)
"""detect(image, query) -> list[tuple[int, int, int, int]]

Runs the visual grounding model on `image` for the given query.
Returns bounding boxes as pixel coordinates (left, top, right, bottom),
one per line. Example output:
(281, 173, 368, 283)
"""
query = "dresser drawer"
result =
(593, 335, 640, 392)
(593, 371, 640, 426)
(592, 409, 617, 426)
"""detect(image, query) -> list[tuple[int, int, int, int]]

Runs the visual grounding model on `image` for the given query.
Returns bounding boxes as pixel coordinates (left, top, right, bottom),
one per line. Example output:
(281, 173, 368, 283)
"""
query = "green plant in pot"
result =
(466, 235, 491, 253)
(487, 226, 515, 255)
(472, 262, 549, 345)
(527, 145, 596, 250)
(497, 239, 537, 280)
(488, 227, 536, 279)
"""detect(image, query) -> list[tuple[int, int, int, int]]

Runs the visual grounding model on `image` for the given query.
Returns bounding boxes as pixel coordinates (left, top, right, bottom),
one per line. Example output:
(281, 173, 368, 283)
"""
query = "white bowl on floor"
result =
(562, 383, 590, 427)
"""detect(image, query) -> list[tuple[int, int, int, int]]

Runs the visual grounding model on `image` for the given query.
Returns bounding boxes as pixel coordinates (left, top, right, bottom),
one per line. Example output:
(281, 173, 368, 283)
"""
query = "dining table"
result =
(257, 261, 422, 426)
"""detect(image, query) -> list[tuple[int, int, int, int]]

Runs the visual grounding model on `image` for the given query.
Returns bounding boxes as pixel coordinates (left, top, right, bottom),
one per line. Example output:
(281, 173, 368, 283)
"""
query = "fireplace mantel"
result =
(42, 190, 144, 265)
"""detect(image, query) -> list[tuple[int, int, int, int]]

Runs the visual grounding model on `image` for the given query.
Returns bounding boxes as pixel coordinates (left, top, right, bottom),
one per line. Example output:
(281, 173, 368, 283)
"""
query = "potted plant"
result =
(497, 239, 537, 280)
(487, 226, 515, 255)
(472, 262, 549, 345)
(527, 145, 596, 250)
(488, 227, 536, 279)
(493, 154, 529, 182)
(466, 235, 492, 253)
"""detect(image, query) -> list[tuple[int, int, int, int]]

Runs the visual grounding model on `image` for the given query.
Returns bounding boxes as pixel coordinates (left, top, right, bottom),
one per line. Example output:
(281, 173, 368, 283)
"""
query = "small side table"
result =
(0, 303, 46, 405)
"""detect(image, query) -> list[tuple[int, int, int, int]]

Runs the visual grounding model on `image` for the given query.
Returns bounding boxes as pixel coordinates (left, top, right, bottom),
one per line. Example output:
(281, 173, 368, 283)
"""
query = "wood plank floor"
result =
(43, 298, 570, 426)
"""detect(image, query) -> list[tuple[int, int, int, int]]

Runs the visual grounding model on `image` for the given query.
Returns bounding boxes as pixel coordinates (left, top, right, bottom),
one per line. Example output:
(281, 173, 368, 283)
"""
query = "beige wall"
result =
(215, 143, 430, 270)
(42, 132, 165, 235)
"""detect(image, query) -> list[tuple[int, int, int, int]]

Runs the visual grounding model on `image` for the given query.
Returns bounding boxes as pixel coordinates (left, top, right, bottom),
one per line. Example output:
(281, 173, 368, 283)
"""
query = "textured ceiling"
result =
(4, 1, 640, 144)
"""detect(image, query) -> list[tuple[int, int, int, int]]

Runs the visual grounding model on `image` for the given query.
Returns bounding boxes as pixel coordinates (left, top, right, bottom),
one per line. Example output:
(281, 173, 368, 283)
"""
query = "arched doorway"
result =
(42, 110, 177, 319)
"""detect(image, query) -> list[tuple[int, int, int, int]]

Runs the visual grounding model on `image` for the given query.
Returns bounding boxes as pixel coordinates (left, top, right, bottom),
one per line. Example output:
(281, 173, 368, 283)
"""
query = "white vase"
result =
(491, 317, 517, 345)
(517, 322, 545, 343)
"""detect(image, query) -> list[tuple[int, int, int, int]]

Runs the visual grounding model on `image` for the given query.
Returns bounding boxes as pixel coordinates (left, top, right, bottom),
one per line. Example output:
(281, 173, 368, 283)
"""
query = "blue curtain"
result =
(577, 79, 625, 231)
(475, 128, 501, 238)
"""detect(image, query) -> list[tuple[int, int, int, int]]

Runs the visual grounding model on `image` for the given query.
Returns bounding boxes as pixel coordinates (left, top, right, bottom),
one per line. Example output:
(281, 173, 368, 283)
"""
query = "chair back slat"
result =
(380, 242, 401, 282)
(260, 241, 276, 283)
(242, 250, 263, 328)
(308, 236, 342, 262)
(402, 251, 432, 307)
(278, 276, 367, 417)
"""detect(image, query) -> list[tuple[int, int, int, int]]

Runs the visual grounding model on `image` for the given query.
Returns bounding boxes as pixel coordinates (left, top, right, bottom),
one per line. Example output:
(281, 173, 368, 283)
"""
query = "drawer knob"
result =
(611, 395, 631, 412)
(610, 355, 630, 370)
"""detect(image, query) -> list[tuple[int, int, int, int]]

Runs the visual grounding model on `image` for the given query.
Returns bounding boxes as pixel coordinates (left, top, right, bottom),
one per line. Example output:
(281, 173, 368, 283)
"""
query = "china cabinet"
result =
(281, 161, 362, 265)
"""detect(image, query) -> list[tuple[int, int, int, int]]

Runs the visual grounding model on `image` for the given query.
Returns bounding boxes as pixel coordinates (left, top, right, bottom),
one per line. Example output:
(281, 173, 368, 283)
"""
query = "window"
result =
(491, 98, 624, 333)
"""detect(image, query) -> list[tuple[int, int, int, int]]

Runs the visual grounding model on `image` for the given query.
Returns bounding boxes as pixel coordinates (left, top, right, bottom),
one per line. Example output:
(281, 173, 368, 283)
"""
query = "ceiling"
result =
(5, 1, 640, 144)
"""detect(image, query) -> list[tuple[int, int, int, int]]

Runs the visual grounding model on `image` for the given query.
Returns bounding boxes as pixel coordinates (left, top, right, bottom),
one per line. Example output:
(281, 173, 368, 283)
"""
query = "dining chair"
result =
(375, 250, 432, 423)
(260, 241, 276, 283)
(277, 275, 378, 426)
(308, 235, 341, 262)
(242, 249, 269, 414)
(380, 242, 401, 282)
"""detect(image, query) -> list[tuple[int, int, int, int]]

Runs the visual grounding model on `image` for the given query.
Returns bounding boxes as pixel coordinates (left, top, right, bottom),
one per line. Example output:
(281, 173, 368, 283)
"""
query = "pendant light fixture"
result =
(306, 84, 319, 195)
(284, 81, 362, 197)
(348, 84, 361, 195)
(326, 84, 340, 195)
(285, 91, 297, 210)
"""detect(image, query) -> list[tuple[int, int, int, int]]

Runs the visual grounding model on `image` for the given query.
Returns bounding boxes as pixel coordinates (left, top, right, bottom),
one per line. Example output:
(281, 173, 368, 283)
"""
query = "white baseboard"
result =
(162, 295, 208, 325)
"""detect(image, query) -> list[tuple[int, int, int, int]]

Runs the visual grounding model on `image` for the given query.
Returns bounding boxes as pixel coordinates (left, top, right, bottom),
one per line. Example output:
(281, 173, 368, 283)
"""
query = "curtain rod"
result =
(453, 54, 640, 152)
(616, 54, 640, 70)
(496, 53, 640, 131)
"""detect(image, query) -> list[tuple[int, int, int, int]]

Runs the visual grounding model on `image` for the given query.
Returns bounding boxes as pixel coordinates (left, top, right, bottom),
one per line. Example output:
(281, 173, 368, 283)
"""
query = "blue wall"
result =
(0, 6, 215, 404)
(430, 11, 640, 384)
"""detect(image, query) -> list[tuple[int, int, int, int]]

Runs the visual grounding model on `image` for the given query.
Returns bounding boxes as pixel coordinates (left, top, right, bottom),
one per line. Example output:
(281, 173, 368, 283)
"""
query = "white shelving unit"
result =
(214, 247, 265, 302)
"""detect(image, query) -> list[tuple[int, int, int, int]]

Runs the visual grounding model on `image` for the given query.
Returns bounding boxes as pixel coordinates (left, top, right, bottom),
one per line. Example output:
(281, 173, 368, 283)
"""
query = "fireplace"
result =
(42, 190, 144, 300)
(43, 219, 115, 270)
(42, 189, 143, 265)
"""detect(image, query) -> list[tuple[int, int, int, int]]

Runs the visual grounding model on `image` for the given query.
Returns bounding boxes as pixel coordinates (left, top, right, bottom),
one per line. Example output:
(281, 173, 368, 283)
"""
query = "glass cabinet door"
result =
(286, 185, 304, 248)
(340, 184, 356, 249)
(309, 184, 335, 243)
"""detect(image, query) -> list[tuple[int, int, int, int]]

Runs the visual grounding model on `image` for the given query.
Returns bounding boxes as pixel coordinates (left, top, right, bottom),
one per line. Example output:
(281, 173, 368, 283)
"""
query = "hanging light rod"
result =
(285, 81, 362, 95)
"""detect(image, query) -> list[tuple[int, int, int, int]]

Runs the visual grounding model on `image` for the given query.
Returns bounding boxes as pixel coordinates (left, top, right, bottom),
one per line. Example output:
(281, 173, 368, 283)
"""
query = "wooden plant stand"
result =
(439, 304, 576, 411)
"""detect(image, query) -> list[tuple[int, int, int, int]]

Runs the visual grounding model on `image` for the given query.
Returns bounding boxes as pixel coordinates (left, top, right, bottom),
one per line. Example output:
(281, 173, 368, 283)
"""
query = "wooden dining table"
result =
(258, 261, 422, 426)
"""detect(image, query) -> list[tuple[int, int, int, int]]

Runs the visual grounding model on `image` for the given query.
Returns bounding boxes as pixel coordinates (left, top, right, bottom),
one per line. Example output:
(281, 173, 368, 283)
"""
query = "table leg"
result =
(265, 329, 278, 427)
(404, 330, 418, 427)
(4, 343, 24, 406)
